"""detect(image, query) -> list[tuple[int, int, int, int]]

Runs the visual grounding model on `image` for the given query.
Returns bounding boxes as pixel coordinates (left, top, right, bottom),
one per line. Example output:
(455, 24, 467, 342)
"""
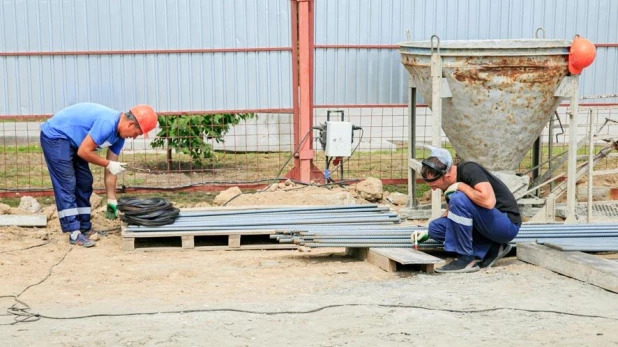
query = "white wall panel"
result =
(0, 0, 292, 115)
(314, 0, 618, 105)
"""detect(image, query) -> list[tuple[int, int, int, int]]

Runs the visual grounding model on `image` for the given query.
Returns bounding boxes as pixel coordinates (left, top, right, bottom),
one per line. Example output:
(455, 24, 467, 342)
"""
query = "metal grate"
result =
(592, 202, 618, 217)
(573, 202, 618, 220)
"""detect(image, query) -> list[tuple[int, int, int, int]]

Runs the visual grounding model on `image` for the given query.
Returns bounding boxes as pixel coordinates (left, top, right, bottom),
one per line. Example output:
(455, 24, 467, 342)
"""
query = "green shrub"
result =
(151, 113, 256, 166)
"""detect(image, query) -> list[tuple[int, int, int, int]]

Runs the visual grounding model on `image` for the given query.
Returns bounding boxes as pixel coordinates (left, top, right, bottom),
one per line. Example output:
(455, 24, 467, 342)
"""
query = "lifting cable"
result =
(117, 197, 180, 227)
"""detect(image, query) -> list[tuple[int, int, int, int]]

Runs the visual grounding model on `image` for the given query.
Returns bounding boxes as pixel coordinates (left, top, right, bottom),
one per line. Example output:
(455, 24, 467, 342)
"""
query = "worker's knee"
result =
(428, 218, 446, 241)
(447, 191, 470, 208)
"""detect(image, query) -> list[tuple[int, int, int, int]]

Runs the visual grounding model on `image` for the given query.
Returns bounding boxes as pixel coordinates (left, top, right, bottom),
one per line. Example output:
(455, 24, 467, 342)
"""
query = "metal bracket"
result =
(408, 75, 417, 88)
(554, 76, 578, 98)
(440, 78, 452, 98)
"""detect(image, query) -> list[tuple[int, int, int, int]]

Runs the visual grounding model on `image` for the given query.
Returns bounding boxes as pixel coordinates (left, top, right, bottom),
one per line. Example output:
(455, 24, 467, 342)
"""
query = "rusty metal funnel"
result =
(399, 39, 572, 171)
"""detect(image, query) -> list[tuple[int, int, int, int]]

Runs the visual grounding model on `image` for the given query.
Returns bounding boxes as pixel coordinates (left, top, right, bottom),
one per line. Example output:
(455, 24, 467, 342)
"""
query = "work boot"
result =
(82, 229, 109, 238)
(435, 255, 479, 273)
(479, 243, 513, 269)
(69, 233, 96, 248)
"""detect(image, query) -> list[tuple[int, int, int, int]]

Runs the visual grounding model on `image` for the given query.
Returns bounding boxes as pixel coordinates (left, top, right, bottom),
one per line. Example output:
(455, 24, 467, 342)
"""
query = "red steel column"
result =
(295, 0, 317, 183)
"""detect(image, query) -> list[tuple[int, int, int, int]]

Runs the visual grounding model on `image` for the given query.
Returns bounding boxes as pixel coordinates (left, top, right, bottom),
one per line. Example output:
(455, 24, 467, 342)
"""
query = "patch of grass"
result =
(3, 144, 43, 154)
(0, 141, 615, 195)
(0, 198, 21, 207)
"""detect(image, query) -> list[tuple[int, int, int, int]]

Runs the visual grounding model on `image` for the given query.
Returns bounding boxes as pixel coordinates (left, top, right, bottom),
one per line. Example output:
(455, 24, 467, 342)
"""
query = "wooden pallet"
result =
(346, 247, 445, 273)
(121, 229, 297, 251)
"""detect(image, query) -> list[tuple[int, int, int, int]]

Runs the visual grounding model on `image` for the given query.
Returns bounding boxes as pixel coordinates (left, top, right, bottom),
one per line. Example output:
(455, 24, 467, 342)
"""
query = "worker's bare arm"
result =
(457, 181, 496, 209)
(77, 135, 110, 167)
(104, 149, 119, 200)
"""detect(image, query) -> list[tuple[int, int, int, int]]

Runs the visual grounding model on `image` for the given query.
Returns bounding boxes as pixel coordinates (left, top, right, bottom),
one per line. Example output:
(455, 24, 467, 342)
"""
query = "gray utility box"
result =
(325, 121, 353, 157)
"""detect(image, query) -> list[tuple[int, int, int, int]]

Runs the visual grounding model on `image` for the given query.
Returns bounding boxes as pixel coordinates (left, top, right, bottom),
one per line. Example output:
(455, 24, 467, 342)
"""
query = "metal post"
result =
(548, 115, 555, 191)
(587, 109, 595, 222)
(532, 136, 542, 197)
(565, 75, 580, 223)
(430, 36, 443, 219)
(407, 77, 417, 208)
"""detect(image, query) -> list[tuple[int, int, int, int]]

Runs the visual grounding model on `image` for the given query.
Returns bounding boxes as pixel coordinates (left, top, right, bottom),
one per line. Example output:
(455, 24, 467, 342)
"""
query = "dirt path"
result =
(1, 186, 618, 346)
(1, 230, 618, 346)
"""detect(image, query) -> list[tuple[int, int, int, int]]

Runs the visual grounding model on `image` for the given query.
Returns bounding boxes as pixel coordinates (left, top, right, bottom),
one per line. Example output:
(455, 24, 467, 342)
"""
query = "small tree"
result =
(151, 113, 256, 167)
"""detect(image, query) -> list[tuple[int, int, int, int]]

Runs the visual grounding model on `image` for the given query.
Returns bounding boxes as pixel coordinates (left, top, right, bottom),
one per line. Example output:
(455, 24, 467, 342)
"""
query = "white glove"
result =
(410, 230, 429, 244)
(444, 182, 460, 199)
(106, 161, 127, 175)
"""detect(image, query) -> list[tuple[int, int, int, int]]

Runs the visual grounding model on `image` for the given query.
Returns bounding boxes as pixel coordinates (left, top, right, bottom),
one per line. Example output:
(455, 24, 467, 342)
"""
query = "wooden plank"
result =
(122, 229, 276, 238)
(122, 237, 135, 251)
(120, 229, 297, 251)
(347, 247, 444, 273)
(366, 249, 397, 272)
(181, 236, 194, 249)
(128, 244, 297, 251)
(517, 243, 618, 293)
(371, 248, 445, 265)
(347, 247, 395, 272)
(228, 234, 241, 248)
(199, 244, 297, 251)
(0, 214, 47, 227)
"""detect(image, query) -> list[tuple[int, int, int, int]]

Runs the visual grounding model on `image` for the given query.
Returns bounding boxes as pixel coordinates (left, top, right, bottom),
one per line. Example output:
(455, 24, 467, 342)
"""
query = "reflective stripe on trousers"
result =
(40, 131, 94, 233)
(428, 191, 520, 258)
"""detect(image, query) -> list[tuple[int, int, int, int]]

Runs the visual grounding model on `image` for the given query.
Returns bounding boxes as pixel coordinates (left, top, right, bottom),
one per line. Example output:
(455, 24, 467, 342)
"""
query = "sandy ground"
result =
(1, 189, 618, 346)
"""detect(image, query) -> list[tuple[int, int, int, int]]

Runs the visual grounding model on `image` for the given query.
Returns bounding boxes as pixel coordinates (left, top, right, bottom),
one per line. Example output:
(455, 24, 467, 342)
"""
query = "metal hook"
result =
(535, 27, 546, 39)
(430, 35, 440, 55)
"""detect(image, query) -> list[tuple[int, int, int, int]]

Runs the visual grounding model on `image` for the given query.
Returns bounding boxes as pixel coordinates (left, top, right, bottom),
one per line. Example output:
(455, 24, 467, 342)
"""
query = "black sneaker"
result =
(479, 243, 513, 269)
(435, 256, 480, 273)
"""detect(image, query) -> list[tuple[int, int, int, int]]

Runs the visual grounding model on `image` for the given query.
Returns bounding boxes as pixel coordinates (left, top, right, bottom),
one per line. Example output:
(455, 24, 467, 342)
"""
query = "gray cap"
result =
(421, 145, 453, 171)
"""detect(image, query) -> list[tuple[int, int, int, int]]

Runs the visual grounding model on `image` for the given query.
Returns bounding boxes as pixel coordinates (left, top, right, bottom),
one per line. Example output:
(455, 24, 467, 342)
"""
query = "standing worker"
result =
(412, 146, 521, 273)
(40, 103, 158, 247)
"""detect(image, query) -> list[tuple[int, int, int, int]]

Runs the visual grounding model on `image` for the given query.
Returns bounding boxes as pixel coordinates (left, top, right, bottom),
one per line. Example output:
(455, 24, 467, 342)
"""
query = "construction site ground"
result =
(2, 185, 618, 346)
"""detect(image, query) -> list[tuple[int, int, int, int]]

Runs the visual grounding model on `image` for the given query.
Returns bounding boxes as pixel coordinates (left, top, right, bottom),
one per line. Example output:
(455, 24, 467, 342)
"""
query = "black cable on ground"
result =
(0, 241, 51, 254)
(0, 247, 72, 325)
(3, 303, 617, 325)
(117, 197, 180, 227)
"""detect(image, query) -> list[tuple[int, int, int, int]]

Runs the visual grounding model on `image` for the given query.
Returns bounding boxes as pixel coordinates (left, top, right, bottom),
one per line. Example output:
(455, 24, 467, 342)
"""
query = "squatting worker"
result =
(411, 146, 521, 273)
(40, 103, 158, 247)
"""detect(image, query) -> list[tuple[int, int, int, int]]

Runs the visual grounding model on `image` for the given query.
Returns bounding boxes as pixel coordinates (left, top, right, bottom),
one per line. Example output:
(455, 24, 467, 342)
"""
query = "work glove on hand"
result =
(410, 230, 429, 244)
(106, 199, 118, 220)
(444, 182, 460, 201)
(106, 161, 127, 175)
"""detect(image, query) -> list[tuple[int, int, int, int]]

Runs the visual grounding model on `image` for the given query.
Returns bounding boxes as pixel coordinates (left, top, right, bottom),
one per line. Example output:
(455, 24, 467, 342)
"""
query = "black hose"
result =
(117, 197, 180, 227)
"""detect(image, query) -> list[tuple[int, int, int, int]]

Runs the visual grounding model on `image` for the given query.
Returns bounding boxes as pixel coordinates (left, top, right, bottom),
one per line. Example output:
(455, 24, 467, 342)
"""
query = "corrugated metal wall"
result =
(314, 0, 618, 105)
(0, 0, 292, 115)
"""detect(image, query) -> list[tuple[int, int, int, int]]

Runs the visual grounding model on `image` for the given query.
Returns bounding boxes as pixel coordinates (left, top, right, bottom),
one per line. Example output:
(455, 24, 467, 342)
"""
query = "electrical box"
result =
(325, 121, 353, 157)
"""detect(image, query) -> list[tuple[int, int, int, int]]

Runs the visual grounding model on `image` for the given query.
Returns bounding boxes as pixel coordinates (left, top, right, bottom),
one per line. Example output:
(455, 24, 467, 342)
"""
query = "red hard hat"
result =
(568, 36, 596, 75)
(129, 104, 158, 137)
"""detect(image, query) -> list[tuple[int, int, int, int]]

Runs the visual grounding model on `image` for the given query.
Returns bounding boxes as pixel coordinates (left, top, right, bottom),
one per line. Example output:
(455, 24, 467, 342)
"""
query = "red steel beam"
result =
(0, 47, 292, 57)
(314, 44, 398, 49)
(2, 103, 617, 120)
(314, 43, 618, 49)
(0, 44, 613, 58)
(313, 103, 618, 108)
(0, 109, 294, 120)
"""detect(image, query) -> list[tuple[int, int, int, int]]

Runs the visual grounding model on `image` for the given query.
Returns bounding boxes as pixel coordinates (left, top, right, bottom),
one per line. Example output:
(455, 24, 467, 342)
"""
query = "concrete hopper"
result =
(399, 39, 572, 171)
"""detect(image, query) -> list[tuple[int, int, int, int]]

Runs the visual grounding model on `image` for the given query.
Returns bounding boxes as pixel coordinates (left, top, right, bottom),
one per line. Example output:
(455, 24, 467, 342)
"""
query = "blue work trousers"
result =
(40, 132, 93, 233)
(428, 192, 520, 259)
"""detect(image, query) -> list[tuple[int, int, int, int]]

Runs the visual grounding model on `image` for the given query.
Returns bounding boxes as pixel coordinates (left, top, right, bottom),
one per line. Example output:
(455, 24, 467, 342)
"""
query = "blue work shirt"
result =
(40, 103, 125, 155)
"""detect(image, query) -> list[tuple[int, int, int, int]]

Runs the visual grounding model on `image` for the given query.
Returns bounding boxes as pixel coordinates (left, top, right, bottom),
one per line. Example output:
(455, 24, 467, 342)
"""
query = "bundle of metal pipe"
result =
(271, 223, 618, 251)
(125, 204, 402, 233)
